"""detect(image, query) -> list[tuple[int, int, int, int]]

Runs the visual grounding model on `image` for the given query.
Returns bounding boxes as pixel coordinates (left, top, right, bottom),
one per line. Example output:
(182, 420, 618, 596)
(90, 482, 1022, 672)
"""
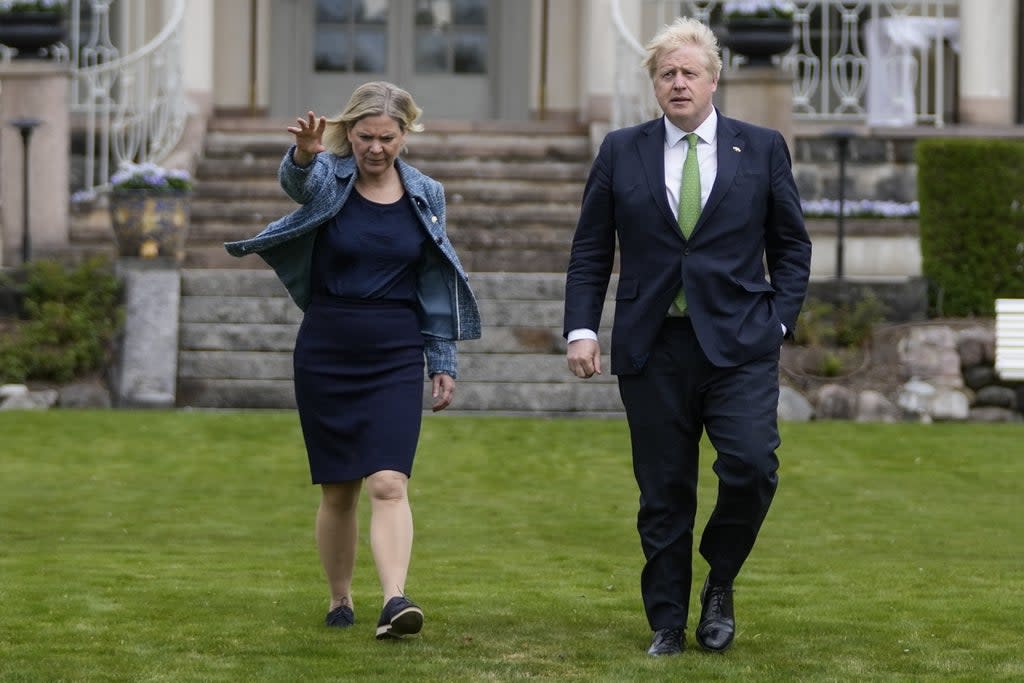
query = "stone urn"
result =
(0, 11, 66, 58)
(720, 17, 796, 67)
(108, 190, 192, 264)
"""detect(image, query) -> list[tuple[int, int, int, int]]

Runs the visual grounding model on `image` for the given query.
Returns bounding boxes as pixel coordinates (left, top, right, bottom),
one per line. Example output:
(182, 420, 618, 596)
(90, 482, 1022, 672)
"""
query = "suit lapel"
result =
(636, 118, 679, 231)
(696, 113, 743, 235)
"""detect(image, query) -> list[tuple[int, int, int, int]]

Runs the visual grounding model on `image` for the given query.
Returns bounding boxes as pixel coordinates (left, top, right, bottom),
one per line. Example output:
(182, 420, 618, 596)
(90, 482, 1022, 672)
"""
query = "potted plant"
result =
(0, 0, 68, 58)
(107, 161, 194, 264)
(718, 1, 796, 67)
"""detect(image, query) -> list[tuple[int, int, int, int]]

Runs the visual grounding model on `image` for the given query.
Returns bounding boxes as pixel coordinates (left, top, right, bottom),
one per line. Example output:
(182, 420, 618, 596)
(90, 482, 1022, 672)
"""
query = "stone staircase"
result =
(177, 269, 622, 416)
(168, 118, 623, 415)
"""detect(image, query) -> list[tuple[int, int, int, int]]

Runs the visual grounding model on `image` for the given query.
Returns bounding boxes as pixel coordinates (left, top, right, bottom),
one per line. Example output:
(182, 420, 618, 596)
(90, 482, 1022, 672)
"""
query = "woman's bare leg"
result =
(317, 480, 362, 610)
(365, 470, 413, 602)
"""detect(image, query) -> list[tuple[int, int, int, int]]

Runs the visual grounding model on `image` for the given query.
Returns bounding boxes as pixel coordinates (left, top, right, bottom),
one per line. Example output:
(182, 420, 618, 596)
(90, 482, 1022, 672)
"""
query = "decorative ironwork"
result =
(0, 1, 188, 194)
(611, 0, 960, 129)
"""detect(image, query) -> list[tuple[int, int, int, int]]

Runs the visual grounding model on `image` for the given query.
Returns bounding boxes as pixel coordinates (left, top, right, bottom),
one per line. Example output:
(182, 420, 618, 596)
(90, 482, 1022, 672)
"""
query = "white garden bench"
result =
(995, 299, 1024, 380)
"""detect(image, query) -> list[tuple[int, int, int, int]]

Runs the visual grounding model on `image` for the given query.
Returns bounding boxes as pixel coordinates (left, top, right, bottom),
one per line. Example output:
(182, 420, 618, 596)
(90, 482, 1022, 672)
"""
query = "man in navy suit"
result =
(563, 17, 811, 656)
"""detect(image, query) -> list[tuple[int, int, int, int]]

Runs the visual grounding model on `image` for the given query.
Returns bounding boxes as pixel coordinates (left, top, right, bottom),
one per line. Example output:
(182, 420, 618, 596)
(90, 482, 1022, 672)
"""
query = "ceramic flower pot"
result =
(108, 191, 191, 264)
(720, 17, 795, 67)
(0, 11, 66, 58)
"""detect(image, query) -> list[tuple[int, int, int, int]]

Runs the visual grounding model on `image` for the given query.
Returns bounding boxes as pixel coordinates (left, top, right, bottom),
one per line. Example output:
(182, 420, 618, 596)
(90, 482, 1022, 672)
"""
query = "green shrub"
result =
(0, 257, 123, 384)
(916, 139, 1024, 316)
(794, 293, 887, 349)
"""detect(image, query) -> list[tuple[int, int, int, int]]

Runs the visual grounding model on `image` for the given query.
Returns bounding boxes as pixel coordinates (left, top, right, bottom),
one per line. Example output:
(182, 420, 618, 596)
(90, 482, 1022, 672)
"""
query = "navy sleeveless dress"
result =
(293, 190, 427, 484)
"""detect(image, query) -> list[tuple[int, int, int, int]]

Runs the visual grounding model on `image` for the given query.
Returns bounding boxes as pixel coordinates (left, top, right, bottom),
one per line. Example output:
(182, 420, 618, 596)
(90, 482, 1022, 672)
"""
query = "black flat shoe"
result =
(647, 627, 686, 656)
(696, 578, 735, 652)
(325, 604, 355, 628)
(375, 596, 424, 640)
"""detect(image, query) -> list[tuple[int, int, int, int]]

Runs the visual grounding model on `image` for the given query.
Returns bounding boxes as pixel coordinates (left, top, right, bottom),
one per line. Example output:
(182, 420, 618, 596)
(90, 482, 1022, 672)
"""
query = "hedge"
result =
(916, 138, 1024, 316)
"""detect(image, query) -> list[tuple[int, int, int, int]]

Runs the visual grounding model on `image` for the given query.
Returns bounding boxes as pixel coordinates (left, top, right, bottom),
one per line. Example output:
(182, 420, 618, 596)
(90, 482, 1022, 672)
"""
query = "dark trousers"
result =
(617, 317, 781, 630)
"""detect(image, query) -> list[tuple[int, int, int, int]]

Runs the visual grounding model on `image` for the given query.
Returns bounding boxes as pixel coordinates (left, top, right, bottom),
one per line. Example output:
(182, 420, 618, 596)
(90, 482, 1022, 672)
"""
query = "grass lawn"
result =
(0, 411, 1021, 682)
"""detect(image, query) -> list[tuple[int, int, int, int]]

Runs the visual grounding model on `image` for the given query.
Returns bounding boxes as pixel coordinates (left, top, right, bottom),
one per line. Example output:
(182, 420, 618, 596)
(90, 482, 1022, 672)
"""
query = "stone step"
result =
(193, 177, 585, 204)
(176, 377, 622, 415)
(179, 321, 612, 355)
(187, 198, 580, 226)
(194, 157, 589, 183)
(182, 242, 576, 273)
(188, 220, 574, 252)
(179, 269, 607, 301)
(178, 293, 612, 329)
(183, 247, 268, 270)
(180, 322, 299, 353)
(179, 350, 615, 385)
(202, 130, 592, 162)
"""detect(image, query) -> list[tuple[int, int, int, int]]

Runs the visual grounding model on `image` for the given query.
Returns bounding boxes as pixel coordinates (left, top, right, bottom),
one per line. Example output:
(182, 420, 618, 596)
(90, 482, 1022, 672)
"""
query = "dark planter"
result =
(109, 191, 192, 264)
(0, 11, 66, 57)
(720, 17, 795, 67)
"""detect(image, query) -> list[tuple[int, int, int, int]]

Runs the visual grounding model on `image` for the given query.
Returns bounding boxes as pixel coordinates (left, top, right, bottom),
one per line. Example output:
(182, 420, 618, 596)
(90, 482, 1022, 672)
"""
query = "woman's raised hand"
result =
(287, 111, 327, 164)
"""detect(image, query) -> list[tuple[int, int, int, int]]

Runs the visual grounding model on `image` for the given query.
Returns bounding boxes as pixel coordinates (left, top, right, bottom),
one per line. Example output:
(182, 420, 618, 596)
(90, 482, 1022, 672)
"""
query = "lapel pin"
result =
(732, 146, 742, 153)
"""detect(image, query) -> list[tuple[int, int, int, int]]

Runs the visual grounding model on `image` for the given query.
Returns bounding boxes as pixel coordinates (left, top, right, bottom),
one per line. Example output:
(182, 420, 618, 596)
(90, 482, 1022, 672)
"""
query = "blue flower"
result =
(109, 161, 193, 193)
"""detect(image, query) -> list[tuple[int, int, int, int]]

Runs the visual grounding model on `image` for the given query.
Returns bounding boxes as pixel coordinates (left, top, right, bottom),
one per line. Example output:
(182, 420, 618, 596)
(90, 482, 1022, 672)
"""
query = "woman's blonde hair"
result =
(641, 17, 722, 81)
(322, 81, 425, 156)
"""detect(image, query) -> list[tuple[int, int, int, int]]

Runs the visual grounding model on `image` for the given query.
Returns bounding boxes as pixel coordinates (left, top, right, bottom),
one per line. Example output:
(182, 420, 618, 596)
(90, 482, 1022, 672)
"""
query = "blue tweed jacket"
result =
(224, 146, 482, 378)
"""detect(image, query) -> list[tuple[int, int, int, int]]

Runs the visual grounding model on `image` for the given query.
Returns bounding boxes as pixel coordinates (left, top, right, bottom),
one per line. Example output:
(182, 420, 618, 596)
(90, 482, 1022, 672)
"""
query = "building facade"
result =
(188, 0, 1022, 128)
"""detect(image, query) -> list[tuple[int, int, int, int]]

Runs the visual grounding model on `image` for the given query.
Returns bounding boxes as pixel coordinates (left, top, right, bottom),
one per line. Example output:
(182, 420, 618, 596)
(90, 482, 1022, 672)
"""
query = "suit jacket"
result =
(564, 110, 812, 375)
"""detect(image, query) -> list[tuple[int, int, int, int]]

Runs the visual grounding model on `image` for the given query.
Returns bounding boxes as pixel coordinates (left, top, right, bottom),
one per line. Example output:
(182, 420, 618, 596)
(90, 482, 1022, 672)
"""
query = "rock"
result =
(968, 406, 1023, 423)
(897, 379, 936, 416)
(897, 326, 963, 387)
(815, 383, 857, 420)
(962, 365, 997, 391)
(930, 388, 970, 421)
(974, 385, 1017, 410)
(778, 385, 814, 422)
(855, 390, 900, 423)
(58, 379, 113, 409)
(1, 384, 30, 399)
(0, 388, 58, 411)
(957, 326, 996, 368)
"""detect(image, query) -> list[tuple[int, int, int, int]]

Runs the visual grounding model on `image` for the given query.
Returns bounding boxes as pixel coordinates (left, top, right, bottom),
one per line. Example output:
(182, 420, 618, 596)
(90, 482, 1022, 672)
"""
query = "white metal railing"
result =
(72, 0, 187, 194)
(0, 0, 187, 195)
(611, 0, 960, 130)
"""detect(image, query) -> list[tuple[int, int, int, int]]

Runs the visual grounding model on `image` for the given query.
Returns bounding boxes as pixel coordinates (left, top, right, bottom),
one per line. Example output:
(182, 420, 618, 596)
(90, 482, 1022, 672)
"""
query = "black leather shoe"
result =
(647, 627, 686, 656)
(696, 579, 735, 652)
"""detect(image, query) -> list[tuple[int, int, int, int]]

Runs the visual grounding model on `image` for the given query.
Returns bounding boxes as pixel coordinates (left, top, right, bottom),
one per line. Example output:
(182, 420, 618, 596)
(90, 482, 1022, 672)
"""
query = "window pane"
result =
(314, 1, 388, 73)
(314, 27, 351, 72)
(316, 0, 355, 23)
(415, 0, 450, 27)
(415, 28, 448, 73)
(453, 0, 486, 26)
(453, 30, 486, 74)
(354, 28, 387, 72)
(361, 0, 389, 24)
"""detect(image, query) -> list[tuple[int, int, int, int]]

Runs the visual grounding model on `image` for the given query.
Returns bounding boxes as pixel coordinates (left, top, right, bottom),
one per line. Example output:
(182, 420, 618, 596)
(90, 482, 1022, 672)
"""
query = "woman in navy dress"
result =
(224, 82, 481, 640)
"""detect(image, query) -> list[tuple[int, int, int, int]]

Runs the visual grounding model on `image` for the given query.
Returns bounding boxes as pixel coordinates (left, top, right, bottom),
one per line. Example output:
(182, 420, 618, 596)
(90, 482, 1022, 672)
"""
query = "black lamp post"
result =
(826, 128, 857, 295)
(9, 117, 43, 264)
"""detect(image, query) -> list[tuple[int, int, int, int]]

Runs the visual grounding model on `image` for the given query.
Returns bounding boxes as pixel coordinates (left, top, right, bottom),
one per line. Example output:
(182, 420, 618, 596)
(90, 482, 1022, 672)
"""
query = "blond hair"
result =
(322, 81, 425, 156)
(641, 17, 722, 81)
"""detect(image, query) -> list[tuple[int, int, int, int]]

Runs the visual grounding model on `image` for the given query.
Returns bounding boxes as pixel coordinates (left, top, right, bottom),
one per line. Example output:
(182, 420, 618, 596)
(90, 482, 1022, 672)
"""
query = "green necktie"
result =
(674, 132, 700, 313)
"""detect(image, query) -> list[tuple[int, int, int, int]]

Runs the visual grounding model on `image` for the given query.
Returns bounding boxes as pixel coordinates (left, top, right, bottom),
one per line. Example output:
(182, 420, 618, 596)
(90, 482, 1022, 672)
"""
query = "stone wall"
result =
(779, 322, 1023, 423)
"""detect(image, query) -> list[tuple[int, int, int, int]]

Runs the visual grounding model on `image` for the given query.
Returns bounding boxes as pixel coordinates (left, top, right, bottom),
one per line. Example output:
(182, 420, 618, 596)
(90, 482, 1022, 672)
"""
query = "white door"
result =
(272, 0, 511, 120)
